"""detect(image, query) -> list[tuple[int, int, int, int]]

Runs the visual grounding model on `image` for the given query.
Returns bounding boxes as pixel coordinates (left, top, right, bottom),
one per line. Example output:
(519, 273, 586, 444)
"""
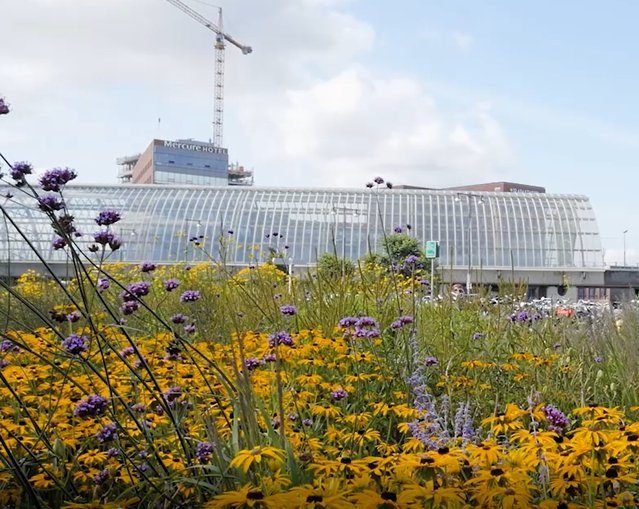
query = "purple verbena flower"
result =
(39, 167, 77, 192)
(280, 304, 297, 316)
(120, 346, 135, 357)
(0, 340, 18, 353)
(10, 162, 32, 181)
(52, 236, 66, 250)
(373, 176, 384, 184)
(95, 209, 121, 226)
(244, 357, 264, 371)
(268, 331, 294, 347)
(108, 236, 122, 251)
(394, 226, 403, 233)
(163, 385, 183, 403)
(542, 404, 570, 433)
(195, 441, 214, 463)
(74, 394, 108, 417)
(139, 262, 157, 273)
(171, 313, 187, 324)
(338, 316, 359, 328)
(94, 230, 115, 246)
(37, 193, 65, 212)
(180, 290, 200, 303)
(330, 387, 348, 401)
(121, 300, 140, 315)
(96, 422, 118, 443)
(472, 332, 484, 341)
(424, 356, 439, 366)
(93, 469, 110, 485)
(356, 316, 378, 328)
(184, 323, 196, 334)
(66, 311, 81, 323)
(63, 334, 88, 355)
(262, 353, 277, 362)
(97, 278, 110, 291)
(122, 281, 151, 301)
(0, 97, 9, 115)
(164, 278, 181, 292)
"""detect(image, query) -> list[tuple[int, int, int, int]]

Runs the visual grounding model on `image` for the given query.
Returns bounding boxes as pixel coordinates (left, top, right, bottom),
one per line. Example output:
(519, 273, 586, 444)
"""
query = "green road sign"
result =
(425, 240, 439, 259)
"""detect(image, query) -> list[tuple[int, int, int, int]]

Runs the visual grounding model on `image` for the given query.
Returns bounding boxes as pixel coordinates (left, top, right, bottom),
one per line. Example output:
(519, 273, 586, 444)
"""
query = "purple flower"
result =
(96, 422, 118, 442)
(37, 193, 65, 212)
(95, 209, 121, 226)
(184, 323, 197, 334)
(39, 167, 77, 192)
(121, 301, 140, 315)
(108, 236, 122, 251)
(424, 356, 439, 366)
(472, 332, 484, 341)
(195, 441, 214, 463)
(10, 162, 32, 181)
(164, 279, 181, 292)
(244, 357, 264, 371)
(330, 387, 348, 401)
(163, 385, 183, 403)
(394, 226, 403, 233)
(171, 313, 188, 324)
(302, 418, 313, 427)
(365, 182, 374, 188)
(390, 320, 403, 330)
(106, 447, 120, 458)
(139, 262, 157, 273)
(386, 182, 393, 189)
(66, 311, 82, 323)
(93, 469, 110, 485)
(97, 278, 110, 291)
(0, 97, 9, 115)
(52, 236, 66, 250)
(74, 395, 108, 417)
(120, 346, 135, 357)
(280, 304, 297, 316)
(262, 353, 277, 362)
(373, 176, 384, 184)
(180, 290, 200, 303)
(594, 355, 604, 363)
(268, 331, 294, 347)
(356, 316, 378, 328)
(338, 316, 359, 328)
(63, 334, 88, 355)
(0, 340, 18, 353)
(400, 315, 414, 324)
(94, 230, 115, 246)
(542, 404, 570, 433)
(122, 281, 151, 301)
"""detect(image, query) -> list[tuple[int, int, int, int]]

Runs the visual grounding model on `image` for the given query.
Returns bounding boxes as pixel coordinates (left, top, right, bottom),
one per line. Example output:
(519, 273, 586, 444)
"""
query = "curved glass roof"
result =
(0, 184, 604, 269)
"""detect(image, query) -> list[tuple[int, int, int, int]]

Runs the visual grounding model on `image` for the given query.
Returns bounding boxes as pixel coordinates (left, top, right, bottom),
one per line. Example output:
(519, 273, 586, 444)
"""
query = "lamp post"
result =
(623, 229, 629, 266)
(455, 193, 484, 293)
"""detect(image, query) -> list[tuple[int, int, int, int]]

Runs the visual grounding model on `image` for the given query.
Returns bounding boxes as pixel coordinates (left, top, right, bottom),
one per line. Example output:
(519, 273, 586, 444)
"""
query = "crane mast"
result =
(164, 0, 252, 148)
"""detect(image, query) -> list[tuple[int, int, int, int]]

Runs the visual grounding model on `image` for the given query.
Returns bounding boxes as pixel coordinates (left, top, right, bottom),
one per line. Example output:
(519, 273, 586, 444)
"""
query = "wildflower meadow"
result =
(3, 96, 639, 508)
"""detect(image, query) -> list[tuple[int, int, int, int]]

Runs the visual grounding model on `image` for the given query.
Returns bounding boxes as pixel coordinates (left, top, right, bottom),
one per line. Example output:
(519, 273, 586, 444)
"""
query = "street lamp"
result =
(455, 193, 484, 293)
(623, 229, 629, 266)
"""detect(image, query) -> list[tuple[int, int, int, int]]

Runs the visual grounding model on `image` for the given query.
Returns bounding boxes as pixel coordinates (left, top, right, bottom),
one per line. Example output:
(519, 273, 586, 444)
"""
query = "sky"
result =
(1, 0, 638, 265)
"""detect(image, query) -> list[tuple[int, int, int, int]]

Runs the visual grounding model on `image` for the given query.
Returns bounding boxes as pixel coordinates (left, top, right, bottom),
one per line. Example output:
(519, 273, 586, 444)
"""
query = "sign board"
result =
(425, 240, 439, 259)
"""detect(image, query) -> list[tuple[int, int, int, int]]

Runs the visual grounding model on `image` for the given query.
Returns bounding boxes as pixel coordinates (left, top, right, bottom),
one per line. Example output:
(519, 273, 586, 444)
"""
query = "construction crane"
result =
(165, 0, 252, 148)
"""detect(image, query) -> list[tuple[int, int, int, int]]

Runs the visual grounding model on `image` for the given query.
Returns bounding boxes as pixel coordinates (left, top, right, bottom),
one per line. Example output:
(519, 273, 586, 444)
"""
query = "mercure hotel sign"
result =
(158, 139, 227, 155)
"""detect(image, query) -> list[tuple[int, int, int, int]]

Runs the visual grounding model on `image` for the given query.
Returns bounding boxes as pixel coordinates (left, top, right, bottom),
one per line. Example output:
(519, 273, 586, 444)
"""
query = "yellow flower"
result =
(229, 446, 285, 473)
(207, 485, 285, 508)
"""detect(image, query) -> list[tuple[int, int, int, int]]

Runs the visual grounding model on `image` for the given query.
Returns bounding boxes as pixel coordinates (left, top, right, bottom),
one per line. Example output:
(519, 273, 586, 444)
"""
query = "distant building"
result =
(117, 138, 252, 186)
(394, 181, 546, 193)
(446, 181, 546, 193)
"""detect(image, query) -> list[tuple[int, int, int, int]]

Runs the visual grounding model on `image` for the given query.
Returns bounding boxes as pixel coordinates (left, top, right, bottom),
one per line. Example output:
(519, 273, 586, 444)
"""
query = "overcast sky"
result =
(2, 0, 638, 264)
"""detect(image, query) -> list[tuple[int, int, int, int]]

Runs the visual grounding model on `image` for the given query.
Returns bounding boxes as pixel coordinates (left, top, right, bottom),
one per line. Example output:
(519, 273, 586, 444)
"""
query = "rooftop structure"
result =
(117, 138, 253, 186)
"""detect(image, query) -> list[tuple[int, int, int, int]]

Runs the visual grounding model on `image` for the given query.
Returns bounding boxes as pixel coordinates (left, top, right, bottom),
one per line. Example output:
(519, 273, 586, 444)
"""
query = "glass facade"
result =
(0, 185, 604, 270)
(152, 140, 228, 186)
